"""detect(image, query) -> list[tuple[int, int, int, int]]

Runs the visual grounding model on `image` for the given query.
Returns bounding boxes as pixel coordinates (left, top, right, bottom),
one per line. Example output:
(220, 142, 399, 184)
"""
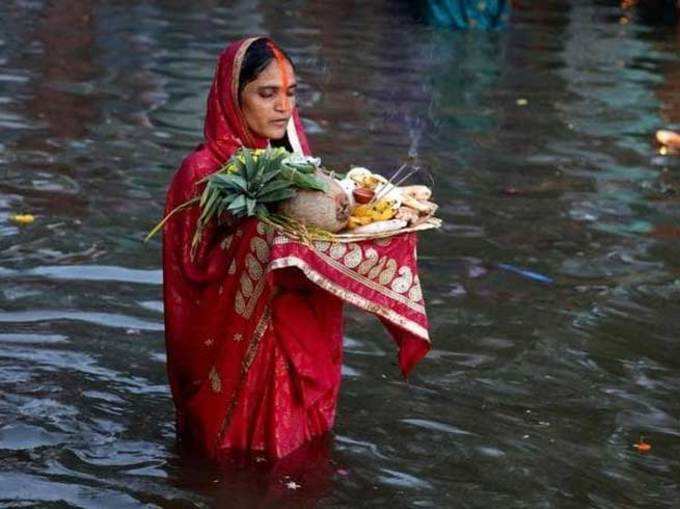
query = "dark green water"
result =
(1, 1, 679, 507)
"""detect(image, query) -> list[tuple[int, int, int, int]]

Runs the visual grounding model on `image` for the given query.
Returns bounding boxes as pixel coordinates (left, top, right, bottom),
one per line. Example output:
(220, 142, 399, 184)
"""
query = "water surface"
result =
(1, 1, 679, 507)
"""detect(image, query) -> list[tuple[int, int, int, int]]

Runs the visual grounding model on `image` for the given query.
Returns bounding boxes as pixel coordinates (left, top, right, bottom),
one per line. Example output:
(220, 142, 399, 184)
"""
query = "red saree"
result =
(162, 37, 430, 461)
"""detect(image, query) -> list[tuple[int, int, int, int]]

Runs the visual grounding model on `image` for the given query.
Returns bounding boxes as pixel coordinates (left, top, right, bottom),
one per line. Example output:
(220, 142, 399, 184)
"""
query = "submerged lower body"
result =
(180, 268, 344, 460)
(176, 434, 336, 508)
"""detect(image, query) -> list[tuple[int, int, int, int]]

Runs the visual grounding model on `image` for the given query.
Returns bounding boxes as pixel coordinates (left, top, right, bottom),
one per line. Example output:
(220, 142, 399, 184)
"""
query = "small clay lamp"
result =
(353, 187, 374, 204)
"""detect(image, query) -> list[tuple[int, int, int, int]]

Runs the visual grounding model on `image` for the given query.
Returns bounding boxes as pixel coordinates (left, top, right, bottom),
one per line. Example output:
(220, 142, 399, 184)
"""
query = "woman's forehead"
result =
(250, 59, 296, 87)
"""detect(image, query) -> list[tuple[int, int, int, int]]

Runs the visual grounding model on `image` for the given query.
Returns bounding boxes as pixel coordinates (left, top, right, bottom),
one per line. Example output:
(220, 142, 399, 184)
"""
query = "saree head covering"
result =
(162, 37, 429, 461)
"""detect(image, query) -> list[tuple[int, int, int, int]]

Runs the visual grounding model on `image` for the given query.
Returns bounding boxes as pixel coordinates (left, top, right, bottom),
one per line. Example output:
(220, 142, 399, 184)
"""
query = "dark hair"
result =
(238, 38, 295, 102)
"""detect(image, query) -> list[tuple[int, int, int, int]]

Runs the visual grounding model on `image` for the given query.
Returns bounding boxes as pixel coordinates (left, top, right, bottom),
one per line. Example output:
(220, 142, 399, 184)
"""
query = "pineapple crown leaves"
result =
(198, 147, 327, 222)
(280, 166, 327, 192)
(146, 147, 335, 259)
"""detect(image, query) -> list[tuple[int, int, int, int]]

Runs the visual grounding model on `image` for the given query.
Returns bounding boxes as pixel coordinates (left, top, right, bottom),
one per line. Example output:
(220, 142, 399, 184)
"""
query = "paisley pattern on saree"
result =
(268, 256, 429, 340)
(272, 236, 426, 311)
(229, 37, 261, 147)
(209, 366, 222, 393)
(233, 231, 270, 319)
(342, 243, 362, 269)
(269, 228, 429, 342)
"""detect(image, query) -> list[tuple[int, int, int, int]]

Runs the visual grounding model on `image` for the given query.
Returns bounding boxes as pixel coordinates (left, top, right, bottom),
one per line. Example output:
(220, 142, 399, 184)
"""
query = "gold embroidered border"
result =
(241, 306, 271, 374)
(268, 256, 430, 341)
(316, 249, 426, 314)
(273, 236, 426, 314)
(216, 306, 271, 446)
(231, 36, 260, 147)
(243, 273, 266, 319)
(269, 219, 441, 244)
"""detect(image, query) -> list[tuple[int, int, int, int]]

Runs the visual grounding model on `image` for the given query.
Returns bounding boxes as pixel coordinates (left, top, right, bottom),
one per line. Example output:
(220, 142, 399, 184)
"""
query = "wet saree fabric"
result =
(162, 37, 430, 460)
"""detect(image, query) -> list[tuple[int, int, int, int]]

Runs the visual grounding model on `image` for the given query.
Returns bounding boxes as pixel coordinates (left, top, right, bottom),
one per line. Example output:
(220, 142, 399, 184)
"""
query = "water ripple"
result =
(0, 310, 163, 330)
(0, 265, 162, 284)
(0, 472, 146, 509)
(1, 1, 679, 507)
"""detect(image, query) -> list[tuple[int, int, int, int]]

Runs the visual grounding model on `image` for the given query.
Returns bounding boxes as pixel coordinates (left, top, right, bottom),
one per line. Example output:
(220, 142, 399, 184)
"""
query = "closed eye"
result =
(257, 84, 297, 99)
(258, 87, 277, 98)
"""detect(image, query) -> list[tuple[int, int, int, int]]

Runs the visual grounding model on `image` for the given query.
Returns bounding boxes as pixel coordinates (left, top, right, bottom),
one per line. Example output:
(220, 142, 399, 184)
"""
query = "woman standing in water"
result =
(162, 37, 345, 460)
(162, 36, 429, 462)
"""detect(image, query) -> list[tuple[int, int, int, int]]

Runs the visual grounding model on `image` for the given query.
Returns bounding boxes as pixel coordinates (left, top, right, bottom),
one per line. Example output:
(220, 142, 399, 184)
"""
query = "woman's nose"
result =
(274, 93, 291, 113)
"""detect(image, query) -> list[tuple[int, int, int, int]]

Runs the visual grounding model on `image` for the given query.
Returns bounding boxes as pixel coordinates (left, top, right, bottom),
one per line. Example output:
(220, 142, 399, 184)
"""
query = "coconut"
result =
(279, 171, 350, 232)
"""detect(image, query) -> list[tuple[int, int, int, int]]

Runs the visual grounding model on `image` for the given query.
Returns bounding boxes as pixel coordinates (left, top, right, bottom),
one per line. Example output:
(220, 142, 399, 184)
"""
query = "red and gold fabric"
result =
(162, 37, 430, 461)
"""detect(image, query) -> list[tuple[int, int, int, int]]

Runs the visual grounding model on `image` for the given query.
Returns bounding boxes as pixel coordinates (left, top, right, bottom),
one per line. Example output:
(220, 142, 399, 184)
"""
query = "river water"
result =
(1, 1, 679, 507)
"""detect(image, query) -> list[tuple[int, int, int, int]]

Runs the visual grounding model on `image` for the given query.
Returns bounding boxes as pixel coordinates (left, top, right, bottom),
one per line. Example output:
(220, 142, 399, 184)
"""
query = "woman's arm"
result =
(176, 207, 235, 284)
(166, 158, 236, 285)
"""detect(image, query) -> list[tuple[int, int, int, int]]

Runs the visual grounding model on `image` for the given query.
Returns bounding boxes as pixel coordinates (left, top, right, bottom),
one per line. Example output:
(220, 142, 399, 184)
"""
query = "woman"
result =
(163, 36, 429, 461)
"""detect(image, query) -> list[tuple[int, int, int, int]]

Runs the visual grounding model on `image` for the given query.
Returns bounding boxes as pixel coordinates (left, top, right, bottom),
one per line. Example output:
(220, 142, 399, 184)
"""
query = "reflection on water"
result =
(1, 0, 679, 507)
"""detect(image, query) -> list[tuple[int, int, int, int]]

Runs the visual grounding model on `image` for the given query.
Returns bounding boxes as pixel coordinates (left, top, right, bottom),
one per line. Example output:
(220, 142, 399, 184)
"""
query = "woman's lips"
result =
(270, 118, 289, 126)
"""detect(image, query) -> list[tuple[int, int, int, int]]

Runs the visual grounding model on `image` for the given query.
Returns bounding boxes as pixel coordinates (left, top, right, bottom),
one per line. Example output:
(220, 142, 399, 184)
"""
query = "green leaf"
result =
(200, 189, 217, 217)
(284, 162, 315, 174)
(199, 186, 211, 208)
(216, 200, 226, 217)
(256, 151, 282, 185)
(211, 173, 247, 192)
(279, 167, 297, 183)
(221, 194, 238, 206)
(232, 174, 249, 192)
(243, 149, 256, 181)
(227, 194, 247, 217)
(217, 194, 238, 216)
(257, 152, 274, 183)
(199, 190, 220, 225)
(259, 154, 277, 180)
(255, 204, 269, 218)
(246, 197, 256, 216)
(284, 169, 327, 192)
(258, 179, 293, 196)
(251, 162, 263, 185)
(305, 175, 328, 192)
(260, 168, 282, 187)
(258, 188, 297, 203)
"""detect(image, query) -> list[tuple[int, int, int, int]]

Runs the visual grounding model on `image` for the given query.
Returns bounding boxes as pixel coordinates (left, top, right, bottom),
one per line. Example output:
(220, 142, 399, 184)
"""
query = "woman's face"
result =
(240, 58, 296, 140)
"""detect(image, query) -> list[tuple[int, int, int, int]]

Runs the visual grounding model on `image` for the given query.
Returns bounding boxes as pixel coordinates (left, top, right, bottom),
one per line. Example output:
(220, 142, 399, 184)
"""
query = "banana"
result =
(375, 207, 395, 221)
(344, 169, 437, 231)
(348, 198, 398, 229)
(352, 204, 373, 217)
(347, 215, 373, 229)
(353, 199, 394, 216)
